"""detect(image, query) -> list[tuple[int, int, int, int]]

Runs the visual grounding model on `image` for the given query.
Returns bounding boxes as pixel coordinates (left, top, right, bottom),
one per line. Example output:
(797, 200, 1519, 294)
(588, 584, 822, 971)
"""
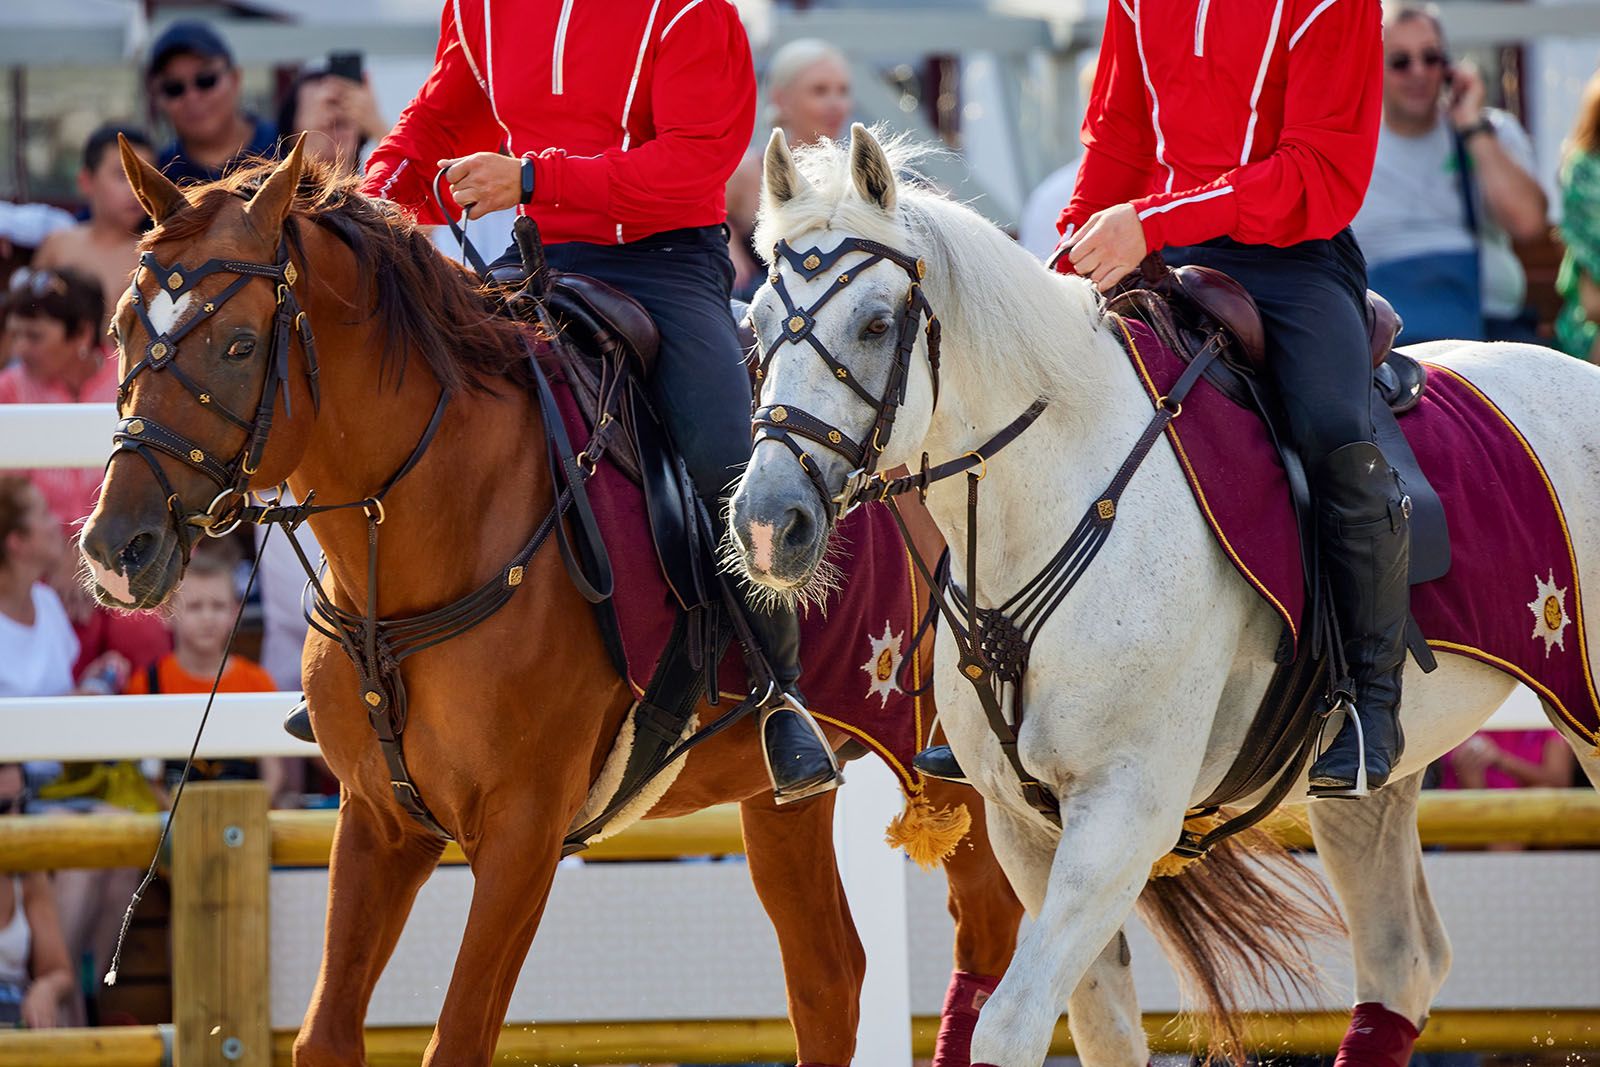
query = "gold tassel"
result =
(1149, 811, 1227, 879)
(884, 792, 973, 869)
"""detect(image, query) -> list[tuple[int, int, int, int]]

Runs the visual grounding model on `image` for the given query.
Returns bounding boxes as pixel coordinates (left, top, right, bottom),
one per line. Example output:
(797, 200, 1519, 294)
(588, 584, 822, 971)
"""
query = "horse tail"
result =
(1134, 823, 1346, 1064)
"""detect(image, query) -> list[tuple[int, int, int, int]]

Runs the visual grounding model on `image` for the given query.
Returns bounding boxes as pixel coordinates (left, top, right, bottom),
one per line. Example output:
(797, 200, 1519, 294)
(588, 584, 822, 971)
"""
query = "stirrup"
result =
(756, 683, 843, 806)
(1308, 696, 1369, 799)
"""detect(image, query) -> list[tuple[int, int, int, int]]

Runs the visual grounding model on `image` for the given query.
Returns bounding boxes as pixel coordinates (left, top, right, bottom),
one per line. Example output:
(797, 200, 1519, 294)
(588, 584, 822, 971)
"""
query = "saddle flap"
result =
(549, 273, 661, 377)
(1367, 289, 1402, 369)
(1169, 265, 1267, 370)
(625, 381, 705, 611)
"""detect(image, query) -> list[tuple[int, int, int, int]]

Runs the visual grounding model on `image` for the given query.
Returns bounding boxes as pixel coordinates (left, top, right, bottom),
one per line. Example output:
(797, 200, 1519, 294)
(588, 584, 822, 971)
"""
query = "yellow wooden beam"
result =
(7, 1010, 1596, 1067)
(2, 790, 1597, 871)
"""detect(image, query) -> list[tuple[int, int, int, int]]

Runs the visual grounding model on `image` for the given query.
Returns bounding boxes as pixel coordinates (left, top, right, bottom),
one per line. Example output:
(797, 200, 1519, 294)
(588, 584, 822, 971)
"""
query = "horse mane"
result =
(754, 128, 1113, 412)
(142, 157, 529, 393)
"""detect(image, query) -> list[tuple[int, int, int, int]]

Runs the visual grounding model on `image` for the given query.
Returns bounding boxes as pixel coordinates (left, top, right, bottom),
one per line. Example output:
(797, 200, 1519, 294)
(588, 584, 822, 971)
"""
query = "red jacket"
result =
(361, 0, 756, 245)
(1061, 0, 1382, 252)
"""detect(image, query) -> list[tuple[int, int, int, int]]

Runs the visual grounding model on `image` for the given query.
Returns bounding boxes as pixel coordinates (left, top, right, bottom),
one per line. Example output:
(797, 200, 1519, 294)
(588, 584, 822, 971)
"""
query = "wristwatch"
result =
(519, 156, 536, 205)
(1456, 116, 1495, 143)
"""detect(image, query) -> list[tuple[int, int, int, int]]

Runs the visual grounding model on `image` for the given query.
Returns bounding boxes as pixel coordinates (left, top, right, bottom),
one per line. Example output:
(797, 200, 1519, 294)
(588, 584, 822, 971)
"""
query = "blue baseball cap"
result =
(147, 21, 235, 78)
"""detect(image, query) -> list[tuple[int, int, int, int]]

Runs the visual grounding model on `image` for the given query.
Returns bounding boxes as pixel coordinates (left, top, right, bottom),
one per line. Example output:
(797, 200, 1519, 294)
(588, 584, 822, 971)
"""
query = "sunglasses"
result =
(157, 69, 225, 100)
(1387, 50, 1448, 73)
(7, 267, 67, 297)
(0, 792, 29, 816)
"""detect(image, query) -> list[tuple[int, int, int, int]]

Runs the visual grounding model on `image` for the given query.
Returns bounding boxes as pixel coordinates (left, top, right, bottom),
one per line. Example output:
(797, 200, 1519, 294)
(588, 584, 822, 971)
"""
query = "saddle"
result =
(1107, 254, 1451, 846)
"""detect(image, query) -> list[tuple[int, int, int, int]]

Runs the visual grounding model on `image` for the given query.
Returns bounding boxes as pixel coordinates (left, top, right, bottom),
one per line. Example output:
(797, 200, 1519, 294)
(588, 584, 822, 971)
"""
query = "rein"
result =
(756, 235, 1222, 826)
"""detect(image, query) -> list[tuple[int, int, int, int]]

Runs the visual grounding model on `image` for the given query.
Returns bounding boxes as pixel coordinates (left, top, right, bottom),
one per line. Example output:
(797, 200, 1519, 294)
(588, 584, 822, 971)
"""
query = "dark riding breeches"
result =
(1162, 228, 1375, 466)
(504, 226, 803, 681)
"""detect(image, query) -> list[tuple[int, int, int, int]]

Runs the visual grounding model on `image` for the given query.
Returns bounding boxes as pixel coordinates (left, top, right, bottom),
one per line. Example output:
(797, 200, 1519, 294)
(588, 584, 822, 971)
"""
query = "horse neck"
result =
(285, 267, 543, 618)
(917, 262, 1151, 598)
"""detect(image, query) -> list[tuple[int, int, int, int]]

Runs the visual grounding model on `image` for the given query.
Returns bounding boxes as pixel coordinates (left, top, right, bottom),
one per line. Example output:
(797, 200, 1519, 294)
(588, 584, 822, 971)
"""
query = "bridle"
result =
(112, 242, 323, 559)
(751, 237, 942, 521)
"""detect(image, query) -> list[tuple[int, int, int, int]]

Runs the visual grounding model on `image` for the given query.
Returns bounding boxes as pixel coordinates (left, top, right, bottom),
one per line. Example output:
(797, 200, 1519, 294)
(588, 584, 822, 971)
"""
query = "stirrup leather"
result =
(756, 683, 843, 805)
(1309, 696, 1370, 799)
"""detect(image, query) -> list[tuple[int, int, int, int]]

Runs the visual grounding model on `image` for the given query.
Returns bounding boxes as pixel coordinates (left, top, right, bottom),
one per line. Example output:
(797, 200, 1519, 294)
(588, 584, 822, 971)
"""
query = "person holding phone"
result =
(146, 21, 277, 185)
(276, 54, 390, 175)
(1350, 2, 1547, 343)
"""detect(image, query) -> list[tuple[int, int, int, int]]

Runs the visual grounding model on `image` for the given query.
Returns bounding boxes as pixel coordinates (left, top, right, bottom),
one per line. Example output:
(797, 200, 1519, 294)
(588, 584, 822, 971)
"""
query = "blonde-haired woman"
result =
(728, 39, 853, 298)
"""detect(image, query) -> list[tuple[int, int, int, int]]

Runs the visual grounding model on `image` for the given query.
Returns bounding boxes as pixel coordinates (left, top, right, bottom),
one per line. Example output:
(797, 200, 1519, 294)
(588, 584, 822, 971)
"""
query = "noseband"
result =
(751, 237, 942, 520)
(112, 242, 321, 556)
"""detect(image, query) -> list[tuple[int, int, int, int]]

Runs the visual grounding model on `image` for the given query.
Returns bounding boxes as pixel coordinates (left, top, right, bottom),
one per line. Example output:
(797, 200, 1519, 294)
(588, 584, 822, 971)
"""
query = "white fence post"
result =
(834, 756, 913, 1066)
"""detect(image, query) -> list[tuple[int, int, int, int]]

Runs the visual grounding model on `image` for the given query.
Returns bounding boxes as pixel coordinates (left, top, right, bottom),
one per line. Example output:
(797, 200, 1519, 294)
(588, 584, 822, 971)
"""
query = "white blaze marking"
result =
(146, 290, 194, 335)
(749, 521, 776, 575)
(86, 556, 135, 606)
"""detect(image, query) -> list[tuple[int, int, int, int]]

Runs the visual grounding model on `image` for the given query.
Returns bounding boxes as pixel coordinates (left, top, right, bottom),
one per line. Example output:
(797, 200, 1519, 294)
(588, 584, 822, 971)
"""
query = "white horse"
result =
(727, 124, 1600, 1067)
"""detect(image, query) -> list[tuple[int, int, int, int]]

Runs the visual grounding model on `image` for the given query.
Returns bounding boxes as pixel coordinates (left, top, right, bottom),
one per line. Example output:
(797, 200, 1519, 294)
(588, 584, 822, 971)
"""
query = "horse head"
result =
(81, 137, 318, 609)
(729, 124, 943, 602)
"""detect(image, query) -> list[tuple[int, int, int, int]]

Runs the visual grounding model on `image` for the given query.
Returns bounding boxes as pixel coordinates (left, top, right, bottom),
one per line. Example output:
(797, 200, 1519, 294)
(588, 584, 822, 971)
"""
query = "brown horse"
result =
(79, 141, 1023, 1065)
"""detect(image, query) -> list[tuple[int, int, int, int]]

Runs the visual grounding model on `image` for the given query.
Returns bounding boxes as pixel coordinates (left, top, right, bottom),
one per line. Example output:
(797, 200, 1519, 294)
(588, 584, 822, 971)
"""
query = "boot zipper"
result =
(553, 0, 575, 95)
(1194, 0, 1212, 55)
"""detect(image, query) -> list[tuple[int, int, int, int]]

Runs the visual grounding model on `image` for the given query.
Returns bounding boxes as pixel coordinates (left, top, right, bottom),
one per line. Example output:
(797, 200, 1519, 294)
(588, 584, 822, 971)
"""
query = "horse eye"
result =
(226, 338, 256, 359)
(864, 317, 892, 337)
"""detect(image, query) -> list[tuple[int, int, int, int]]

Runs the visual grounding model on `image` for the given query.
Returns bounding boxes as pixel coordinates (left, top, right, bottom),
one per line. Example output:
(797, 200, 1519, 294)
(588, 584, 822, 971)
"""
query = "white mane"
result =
(754, 129, 1115, 414)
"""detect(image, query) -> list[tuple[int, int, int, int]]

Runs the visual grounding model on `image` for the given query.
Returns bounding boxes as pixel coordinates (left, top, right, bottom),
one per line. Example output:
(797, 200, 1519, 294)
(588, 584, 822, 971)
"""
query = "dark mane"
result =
(142, 156, 530, 393)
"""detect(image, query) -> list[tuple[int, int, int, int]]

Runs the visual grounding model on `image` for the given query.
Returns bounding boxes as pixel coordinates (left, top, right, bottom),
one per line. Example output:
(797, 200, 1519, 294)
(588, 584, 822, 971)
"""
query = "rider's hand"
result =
(438, 153, 521, 220)
(1066, 203, 1148, 292)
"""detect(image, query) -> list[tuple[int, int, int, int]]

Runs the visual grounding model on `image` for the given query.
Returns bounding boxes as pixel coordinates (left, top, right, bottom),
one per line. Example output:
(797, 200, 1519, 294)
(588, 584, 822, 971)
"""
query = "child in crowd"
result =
(122, 553, 291, 804)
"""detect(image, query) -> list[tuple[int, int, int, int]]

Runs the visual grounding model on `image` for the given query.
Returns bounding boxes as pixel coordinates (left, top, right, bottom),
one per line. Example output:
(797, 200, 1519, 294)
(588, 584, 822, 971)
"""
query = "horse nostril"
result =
(120, 531, 156, 572)
(777, 505, 816, 555)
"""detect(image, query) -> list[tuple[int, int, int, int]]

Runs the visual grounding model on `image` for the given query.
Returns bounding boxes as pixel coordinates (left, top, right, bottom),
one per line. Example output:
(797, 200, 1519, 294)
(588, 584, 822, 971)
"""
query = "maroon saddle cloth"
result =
(1117, 315, 1600, 744)
(550, 379, 935, 787)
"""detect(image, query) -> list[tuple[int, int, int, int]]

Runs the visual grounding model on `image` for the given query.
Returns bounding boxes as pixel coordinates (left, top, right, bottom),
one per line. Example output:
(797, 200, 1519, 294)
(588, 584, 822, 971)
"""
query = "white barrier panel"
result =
(1, 691, 314, 760)
(0, 403, 117, 469)
(0, 682, 1551, 763)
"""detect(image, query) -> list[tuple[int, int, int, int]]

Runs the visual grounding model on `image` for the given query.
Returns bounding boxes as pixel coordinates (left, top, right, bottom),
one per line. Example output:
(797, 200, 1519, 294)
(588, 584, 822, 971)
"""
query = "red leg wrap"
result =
(932, 970, 1002, 1067)
(1333, 1002, 1421, 1067)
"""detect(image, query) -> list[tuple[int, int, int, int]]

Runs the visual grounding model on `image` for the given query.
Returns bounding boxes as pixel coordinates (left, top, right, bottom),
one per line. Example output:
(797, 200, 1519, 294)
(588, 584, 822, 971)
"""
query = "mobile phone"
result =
(328, 51, 364, 83)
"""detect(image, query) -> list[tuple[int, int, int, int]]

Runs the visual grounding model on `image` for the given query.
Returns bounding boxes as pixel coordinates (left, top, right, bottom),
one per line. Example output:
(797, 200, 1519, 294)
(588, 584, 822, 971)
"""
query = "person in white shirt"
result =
(1351, 2, 1548, 343)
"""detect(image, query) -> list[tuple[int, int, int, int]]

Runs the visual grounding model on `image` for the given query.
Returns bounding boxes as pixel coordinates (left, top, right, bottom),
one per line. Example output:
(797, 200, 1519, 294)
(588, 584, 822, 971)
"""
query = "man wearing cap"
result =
(147, 21, 277, 185)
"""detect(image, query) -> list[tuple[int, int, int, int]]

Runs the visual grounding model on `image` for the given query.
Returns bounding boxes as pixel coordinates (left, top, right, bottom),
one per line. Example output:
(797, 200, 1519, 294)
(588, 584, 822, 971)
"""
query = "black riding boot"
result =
(744, 600, 843, 805)
(283, 698, 316, 744)
(912, 742, 968, 784)
(1308, 440, 1410, 797)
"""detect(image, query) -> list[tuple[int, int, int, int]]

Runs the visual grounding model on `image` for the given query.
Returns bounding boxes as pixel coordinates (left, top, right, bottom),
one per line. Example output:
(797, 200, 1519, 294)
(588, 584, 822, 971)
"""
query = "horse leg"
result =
(740, 789, 864, 1067)
(928, 781, 1023, 1067)
(422, 819, 566, 1067)
(976, 804, 1151, 1067)
(294, 795, 445, 1067)
(1309, 773, 1448, 1067)
(970, 785, 1175, 1067)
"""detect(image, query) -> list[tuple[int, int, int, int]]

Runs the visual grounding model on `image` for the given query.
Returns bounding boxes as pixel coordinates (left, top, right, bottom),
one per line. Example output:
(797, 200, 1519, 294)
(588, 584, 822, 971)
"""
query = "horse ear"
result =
(848, 123, 897, 213)
(241, 134, 307, 239)
(762, 128, 814, 208)
(119, 133, 185, 223)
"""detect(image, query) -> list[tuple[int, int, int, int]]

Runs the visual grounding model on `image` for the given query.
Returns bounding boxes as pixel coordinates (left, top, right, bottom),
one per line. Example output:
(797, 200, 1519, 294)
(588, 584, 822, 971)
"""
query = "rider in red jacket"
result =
(355, 0, 841, 805)
(1060, 0, 1408, 802)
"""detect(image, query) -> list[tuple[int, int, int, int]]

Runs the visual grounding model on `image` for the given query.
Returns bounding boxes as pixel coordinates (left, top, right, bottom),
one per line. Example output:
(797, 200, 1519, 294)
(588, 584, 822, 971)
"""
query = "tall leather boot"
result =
(743, 599, 843, 805)
(1308, 440, 1411, 797)
(283, 698, 316, 744)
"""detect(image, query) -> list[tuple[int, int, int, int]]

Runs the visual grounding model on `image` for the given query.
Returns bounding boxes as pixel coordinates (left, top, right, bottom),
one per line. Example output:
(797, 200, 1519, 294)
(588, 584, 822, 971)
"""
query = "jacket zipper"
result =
(1194, 0, 1211, 55)
(553, 0, 575, 95)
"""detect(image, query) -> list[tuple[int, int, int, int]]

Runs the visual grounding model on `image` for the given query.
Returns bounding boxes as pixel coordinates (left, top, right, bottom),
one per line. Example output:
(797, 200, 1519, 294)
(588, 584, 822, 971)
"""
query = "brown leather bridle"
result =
(751, 236, 942, 521)
(111, 242, 331, 559)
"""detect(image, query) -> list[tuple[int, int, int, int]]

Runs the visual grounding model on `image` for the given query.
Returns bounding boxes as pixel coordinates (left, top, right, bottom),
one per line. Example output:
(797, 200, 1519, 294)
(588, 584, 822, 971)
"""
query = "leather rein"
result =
(755, 237, 1222, 827)
(111, 229, 612, 839)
